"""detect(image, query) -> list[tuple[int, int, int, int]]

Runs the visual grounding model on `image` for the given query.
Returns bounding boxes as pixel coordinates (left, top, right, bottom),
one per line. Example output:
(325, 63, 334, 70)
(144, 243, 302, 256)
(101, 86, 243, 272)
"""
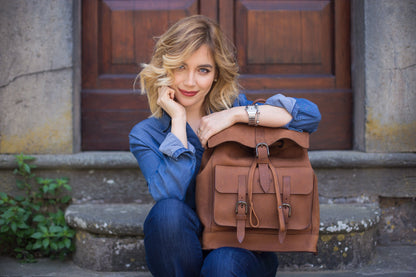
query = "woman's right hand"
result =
(157, 86, 186, 120)
(157, 86, 188, 148)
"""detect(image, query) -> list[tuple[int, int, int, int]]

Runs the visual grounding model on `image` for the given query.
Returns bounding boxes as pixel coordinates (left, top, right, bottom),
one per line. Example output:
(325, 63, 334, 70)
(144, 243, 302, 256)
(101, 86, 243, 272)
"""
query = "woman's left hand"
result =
(197, 107, 243, 147)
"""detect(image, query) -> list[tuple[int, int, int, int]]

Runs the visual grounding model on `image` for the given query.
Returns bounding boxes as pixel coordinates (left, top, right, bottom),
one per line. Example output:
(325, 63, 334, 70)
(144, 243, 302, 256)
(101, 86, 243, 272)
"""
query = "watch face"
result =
(246, 106, 256, 113)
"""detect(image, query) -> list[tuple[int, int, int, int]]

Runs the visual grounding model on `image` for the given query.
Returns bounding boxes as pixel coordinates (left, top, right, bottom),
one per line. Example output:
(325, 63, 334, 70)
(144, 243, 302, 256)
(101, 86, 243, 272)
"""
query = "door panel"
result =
(81, 0, 200, 150)
(232, 0, 351, 149)
(236, 0, 332, 74)
(82, 0, 351, 150)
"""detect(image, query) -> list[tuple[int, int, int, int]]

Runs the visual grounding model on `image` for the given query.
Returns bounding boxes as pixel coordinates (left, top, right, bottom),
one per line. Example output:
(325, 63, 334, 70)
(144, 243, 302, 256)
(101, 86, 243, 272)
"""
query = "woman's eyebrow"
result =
(198, 64, 214, 68)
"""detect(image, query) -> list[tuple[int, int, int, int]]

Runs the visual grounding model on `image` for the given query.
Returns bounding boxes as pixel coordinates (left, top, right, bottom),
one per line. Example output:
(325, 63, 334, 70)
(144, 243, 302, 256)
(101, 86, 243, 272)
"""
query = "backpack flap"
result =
(207, 124, 310, 150)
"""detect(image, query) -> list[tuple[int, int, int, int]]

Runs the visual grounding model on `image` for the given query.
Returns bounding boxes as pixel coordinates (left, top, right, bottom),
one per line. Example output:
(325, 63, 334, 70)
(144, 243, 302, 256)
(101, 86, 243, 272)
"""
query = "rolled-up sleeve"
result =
(285, 98, 321, 133)
(159, 132, 196, 160)
(129, 130, 196, 202)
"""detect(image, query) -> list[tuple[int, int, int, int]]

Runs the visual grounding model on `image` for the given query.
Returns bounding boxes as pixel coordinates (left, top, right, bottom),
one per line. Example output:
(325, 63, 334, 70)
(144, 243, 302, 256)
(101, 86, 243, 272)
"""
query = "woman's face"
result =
(172, 44, 216, 113)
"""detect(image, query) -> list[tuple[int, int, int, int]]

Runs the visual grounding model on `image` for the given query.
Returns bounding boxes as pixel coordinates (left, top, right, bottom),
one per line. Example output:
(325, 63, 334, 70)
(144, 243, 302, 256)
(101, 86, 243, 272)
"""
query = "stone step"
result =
(2, 151, 415, 203)
(65, 203, 153, 272)
(65, 203, 380, 272)
(2, 245, 416, 276)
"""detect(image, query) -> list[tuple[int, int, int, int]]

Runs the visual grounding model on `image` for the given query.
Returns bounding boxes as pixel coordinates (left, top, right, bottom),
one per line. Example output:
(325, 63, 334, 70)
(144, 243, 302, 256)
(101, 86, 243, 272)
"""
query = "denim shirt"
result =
(129, 94, 321, 210)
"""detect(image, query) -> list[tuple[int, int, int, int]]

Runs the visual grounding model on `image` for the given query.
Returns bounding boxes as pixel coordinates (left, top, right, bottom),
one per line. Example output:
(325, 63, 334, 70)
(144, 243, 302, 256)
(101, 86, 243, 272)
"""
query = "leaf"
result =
(58, 241, 65, 249)
(14, 195, 25, 202)
(42, 238, 50, 249)
(60, 196, 72, 204)
(22, 154, 35, 161)
(49, 183, 57, 192)
(42, 185, 49, 194)
(32, 241, 42, 250)
(17, 222, 29, 229)
(39, 225, 48, 234)
(64, 238, 71, 249)
(33, 214, 46, 222)
(11, 222, 17, 233)
(31, 232, 43, 239)
(51, 242, 58, 251)
(49, 226, 63, 234)
(16, 180, 26, 189)
(0, 192, 8, 200)
(0, 225, 9, 232)
(23, 163, 31, 174)
(63, 184, 72, 191)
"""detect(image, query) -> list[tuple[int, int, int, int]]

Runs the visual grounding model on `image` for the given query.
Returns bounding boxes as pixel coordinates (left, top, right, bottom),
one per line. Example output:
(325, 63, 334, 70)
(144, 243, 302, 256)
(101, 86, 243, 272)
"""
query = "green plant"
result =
(0, 154, 75, 262)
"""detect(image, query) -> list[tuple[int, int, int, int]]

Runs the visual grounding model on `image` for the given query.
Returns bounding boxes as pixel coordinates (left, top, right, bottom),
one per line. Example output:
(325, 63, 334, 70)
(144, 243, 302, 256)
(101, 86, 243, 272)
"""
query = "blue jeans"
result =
(143, 198, 278, 277)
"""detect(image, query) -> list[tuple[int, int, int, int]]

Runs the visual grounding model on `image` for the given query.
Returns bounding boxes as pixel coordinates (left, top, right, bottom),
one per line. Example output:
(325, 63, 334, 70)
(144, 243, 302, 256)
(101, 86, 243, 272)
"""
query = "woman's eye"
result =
(199, 68, 211, 74)
(177, 65, 185, 71)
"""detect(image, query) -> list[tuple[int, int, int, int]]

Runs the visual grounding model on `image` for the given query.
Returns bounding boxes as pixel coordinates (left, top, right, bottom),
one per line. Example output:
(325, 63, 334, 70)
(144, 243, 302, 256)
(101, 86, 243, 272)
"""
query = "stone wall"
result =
(0, 0, 80, 154)
(352, 0, 416, 152)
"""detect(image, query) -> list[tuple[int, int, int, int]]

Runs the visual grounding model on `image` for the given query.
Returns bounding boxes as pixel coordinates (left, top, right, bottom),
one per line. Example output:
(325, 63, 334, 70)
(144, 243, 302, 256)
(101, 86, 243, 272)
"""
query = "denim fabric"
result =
(144, 198, 278, 277)
(129, 93, 321, 207)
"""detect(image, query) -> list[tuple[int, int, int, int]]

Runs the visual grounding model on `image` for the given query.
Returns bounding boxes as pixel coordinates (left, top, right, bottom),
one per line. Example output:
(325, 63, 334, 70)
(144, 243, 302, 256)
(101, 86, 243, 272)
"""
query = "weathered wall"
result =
(0, 0, 79, 154)
(352, 0, 416, 152)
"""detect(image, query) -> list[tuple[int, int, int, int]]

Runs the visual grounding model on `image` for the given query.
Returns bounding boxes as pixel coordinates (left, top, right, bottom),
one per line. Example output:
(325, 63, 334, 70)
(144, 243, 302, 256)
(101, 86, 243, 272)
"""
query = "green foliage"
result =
(0, 154, 75, 262)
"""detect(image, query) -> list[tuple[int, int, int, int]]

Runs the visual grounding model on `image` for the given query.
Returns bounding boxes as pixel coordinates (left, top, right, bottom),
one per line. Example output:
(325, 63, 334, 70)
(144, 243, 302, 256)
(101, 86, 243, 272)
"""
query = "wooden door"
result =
(82, 0, 351, 150)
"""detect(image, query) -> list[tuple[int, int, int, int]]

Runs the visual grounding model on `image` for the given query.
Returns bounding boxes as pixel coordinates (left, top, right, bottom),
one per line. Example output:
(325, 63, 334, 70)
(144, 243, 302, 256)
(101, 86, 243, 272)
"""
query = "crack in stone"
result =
(392, 63, 416, 71)
(0, 66, 72, 89)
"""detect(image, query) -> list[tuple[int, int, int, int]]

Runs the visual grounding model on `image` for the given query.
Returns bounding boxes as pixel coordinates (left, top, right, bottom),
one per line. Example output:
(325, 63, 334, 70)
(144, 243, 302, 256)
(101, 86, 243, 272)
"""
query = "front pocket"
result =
(213, 165, 314, 231)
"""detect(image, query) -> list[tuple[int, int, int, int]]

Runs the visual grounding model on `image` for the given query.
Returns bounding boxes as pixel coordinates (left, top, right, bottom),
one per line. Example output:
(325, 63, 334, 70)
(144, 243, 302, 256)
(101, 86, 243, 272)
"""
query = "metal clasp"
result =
(279, 203, 292, 217)
(235, 201, 248, 214)
(256, 143, 270, 157)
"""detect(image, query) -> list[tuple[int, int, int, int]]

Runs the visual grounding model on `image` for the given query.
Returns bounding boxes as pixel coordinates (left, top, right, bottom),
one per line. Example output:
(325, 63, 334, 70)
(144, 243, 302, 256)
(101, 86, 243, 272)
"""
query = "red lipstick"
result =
(179, 88, 198, 97)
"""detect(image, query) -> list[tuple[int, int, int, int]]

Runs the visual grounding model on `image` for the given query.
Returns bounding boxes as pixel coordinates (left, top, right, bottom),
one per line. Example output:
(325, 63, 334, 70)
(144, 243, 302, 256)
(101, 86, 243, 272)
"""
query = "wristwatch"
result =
(245, 104, 259, 126)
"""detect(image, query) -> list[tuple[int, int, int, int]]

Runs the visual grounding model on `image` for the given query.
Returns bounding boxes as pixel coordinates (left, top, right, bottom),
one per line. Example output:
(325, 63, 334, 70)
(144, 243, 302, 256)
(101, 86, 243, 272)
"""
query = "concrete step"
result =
(65, 203, 153, 272)
(65, 203, 380, 272)
(2, 245, 416, 276)
(1, 151, 415, 204)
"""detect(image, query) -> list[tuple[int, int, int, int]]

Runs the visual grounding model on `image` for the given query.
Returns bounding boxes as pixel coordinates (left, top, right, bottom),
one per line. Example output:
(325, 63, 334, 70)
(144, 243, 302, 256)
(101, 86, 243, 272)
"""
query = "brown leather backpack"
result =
(196, 124, 319, 252)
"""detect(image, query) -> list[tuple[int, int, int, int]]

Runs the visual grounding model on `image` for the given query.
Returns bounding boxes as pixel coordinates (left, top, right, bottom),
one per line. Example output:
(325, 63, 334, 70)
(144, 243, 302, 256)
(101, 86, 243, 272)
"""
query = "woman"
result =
(130, 15, 321, 277)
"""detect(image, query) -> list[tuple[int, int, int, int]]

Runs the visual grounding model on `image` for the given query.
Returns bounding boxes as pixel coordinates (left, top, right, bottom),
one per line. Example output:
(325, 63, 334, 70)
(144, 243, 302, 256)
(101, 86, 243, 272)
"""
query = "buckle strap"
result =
(270, 165, 287, 244)
(282, 176, 292, 224)
(236, 175, 247, 243)
(248, 159, 260, 228)
(255, 128, 271, 193)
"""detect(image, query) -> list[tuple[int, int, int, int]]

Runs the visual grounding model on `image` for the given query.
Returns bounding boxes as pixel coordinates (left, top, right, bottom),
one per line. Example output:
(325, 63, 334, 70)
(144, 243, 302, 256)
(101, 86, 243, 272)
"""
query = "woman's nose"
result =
(184, 71, 196, 86)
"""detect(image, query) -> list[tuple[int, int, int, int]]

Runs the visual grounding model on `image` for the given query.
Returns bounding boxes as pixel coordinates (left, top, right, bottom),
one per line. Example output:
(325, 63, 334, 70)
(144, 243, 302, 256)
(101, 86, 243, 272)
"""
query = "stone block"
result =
(74, 230, 147, 272)
(278, 204, 380, 270)
(65, 203, 152, 236)
(66, 202, 380, 272)
(0, 0, 75, 154)
(65, 203, 152, 271)
(353, 0, 416, 152)
(378, 197, 416, 245)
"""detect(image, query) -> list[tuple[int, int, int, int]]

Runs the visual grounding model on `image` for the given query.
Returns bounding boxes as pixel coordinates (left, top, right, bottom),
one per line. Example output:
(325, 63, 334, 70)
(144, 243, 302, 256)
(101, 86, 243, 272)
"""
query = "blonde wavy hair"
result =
(137, 15, 240, 118)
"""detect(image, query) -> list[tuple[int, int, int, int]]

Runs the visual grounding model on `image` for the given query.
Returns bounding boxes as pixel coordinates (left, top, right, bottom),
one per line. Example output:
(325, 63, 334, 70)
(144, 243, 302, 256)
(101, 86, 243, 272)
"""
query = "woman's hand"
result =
(157, 86, 188, 148)
(197, 104, 293, 147)
(157, 86, 186, 120)
(197, 107, 244, 147)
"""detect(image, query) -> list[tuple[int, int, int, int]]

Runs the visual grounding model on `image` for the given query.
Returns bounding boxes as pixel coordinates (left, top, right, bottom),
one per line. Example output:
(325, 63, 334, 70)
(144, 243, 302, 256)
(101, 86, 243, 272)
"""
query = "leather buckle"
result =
(235, 201, 248, 214)
(280, 203, 292, 217)
(256, 143, 270, 157)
